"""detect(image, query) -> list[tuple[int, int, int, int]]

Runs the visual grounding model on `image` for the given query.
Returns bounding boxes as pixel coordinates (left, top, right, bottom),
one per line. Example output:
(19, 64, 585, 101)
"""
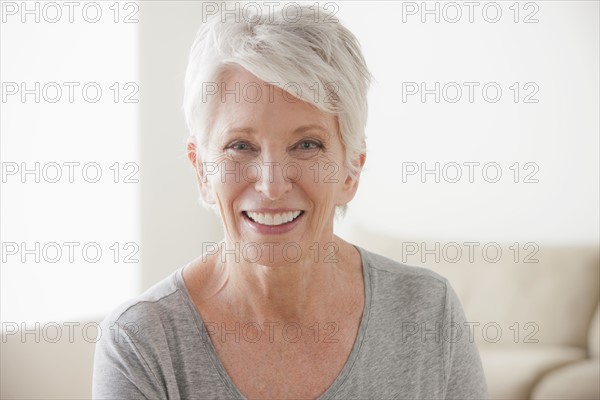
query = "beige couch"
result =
(346, 227, 600, 399)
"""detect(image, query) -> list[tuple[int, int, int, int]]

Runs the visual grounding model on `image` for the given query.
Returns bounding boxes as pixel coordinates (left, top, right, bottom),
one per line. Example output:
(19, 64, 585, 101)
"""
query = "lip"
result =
(242, 210, 305, 235)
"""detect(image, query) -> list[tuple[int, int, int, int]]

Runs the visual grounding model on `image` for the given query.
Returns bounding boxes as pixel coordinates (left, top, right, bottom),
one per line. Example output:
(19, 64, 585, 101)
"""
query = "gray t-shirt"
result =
(92, 246, 488, 399)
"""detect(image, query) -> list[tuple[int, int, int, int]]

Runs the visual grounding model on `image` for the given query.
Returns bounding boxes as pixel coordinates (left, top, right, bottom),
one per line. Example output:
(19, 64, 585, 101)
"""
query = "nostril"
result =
(253, 166, 293, 199)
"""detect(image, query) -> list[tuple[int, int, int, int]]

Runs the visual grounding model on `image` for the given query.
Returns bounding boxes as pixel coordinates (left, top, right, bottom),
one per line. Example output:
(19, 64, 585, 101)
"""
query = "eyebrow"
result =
(224, 127, 255, 136)
(224, 124, 331, 137)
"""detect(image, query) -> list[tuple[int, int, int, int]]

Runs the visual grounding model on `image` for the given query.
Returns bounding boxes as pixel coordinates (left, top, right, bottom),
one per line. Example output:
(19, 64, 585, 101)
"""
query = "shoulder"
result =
(99, 268, 189, 334)
(350, 248, 488, 398)
(357, 246, 454, 315)
(359, 246, 449, 291)
(92, 268, 194, 398)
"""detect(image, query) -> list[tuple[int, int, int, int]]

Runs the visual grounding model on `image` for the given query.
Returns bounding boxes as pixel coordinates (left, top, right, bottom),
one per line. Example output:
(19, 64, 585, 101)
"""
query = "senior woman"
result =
(93, 4, 487, 399)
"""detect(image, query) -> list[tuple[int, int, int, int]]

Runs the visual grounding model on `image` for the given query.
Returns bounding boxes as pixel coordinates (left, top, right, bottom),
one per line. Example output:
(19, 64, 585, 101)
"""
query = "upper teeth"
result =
(246, 211, 302, 226)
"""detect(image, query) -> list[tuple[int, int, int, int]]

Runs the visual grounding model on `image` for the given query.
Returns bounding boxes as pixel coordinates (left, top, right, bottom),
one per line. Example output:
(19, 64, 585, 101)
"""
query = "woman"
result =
(93, 4, 488, 399)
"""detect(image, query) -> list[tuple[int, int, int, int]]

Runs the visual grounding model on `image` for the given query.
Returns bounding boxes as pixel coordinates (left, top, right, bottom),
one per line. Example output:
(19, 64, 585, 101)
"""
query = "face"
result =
(189, 67, 361, 266)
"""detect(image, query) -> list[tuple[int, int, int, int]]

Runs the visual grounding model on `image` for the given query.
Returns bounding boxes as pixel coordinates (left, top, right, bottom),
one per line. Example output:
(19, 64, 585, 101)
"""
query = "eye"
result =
(295, 139, 323, 151)
(224, 141, 259, 161)
(226, 141, 254, 152)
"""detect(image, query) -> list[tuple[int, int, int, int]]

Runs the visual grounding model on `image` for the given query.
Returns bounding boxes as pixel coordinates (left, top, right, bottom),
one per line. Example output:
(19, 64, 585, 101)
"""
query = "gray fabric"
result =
(93, 246, 488, 399)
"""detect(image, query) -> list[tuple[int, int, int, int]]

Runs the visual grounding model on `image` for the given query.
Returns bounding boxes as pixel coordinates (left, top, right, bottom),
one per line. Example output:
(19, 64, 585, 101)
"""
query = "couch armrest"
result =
(589, 303, 599, 357)
(530, 358, 600, 400)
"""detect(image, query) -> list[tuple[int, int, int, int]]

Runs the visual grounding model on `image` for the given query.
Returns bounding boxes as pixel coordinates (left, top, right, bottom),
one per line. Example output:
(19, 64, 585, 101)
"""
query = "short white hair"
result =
(183, 2, 371, 179)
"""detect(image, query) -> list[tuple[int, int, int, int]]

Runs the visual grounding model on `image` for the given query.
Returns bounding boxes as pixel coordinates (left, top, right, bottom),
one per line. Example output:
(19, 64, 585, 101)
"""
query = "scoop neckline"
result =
(175, 244, 372, 400)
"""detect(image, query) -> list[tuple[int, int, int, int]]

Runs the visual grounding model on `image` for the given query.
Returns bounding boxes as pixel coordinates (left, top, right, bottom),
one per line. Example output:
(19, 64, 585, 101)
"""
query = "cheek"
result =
(295, 162, 339, 203)
(295, 159, 344, 186)
(209, 175, 245, 236)
(210, 157, 264, 185)
(293, 151, 350, 211)
(208, 161, 247, 205)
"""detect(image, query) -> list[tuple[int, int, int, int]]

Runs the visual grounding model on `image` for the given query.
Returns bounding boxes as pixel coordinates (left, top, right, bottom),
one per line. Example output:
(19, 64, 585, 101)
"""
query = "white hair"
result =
(183, 3, 371, 180)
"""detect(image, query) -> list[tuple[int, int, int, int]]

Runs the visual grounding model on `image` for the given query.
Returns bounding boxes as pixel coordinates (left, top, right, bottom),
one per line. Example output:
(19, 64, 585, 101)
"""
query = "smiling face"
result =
(189, 67, 362, 266)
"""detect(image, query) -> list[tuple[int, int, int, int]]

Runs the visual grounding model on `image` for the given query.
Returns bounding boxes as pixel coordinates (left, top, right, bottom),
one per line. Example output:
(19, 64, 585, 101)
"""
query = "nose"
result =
(254, 159, 293, 200)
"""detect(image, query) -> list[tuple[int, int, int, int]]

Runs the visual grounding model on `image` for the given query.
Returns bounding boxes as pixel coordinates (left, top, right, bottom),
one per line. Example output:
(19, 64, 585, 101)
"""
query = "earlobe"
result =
(187, 137, 202, 180)
(344, 152, 366, 189)
(187, 136, 197, 164)
(187, 136, 216, 205)
(339, 152, 365, 206)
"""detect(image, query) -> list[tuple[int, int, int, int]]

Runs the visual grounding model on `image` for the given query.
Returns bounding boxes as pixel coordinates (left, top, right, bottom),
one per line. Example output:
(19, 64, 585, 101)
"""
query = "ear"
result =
(187, 136, 216, 205)
(338, 151, 366, 205)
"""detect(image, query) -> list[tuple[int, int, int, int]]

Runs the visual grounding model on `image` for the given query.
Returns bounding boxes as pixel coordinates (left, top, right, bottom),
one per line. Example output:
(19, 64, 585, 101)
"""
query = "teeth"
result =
(246, 211, 302, 226)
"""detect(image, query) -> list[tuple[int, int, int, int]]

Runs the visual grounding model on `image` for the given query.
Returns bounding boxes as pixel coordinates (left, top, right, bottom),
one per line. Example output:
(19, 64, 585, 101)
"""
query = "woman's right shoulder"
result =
(99, 266, 188, 334)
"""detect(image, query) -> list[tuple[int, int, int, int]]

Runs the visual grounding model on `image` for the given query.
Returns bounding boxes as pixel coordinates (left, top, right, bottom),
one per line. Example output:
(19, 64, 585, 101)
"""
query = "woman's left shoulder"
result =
(358, 246, 450, 299)
(360, 246, 446, 280)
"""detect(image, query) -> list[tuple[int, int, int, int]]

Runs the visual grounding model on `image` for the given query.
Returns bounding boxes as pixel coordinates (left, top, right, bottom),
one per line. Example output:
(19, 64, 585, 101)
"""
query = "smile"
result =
(243, 210, 303, 226)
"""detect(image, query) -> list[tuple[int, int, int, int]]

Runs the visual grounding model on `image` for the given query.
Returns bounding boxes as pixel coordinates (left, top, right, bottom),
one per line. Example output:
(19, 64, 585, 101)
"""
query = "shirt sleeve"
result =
(443, 281, 489, 399)
(92, 318, 164, 399)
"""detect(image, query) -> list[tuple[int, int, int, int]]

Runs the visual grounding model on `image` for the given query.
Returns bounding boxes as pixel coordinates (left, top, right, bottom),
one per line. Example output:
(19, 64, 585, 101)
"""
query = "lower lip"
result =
(242, 212, 304, 235)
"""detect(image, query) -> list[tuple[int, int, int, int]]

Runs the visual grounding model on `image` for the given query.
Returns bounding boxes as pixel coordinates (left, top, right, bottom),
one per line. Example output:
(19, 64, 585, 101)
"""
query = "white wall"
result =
(138, 1, 223, 291)
(1, 0, 141, 326)
(334, 1, 599, 246)
(1, 2, 140, 398)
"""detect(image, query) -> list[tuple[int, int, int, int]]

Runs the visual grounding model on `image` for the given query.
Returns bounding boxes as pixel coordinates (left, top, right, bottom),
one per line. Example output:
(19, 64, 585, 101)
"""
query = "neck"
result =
(217, 235, 353, 323)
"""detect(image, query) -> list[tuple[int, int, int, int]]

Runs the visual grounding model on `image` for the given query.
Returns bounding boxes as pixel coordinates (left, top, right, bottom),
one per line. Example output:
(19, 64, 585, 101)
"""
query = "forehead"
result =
(209, 67, 338, 139)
